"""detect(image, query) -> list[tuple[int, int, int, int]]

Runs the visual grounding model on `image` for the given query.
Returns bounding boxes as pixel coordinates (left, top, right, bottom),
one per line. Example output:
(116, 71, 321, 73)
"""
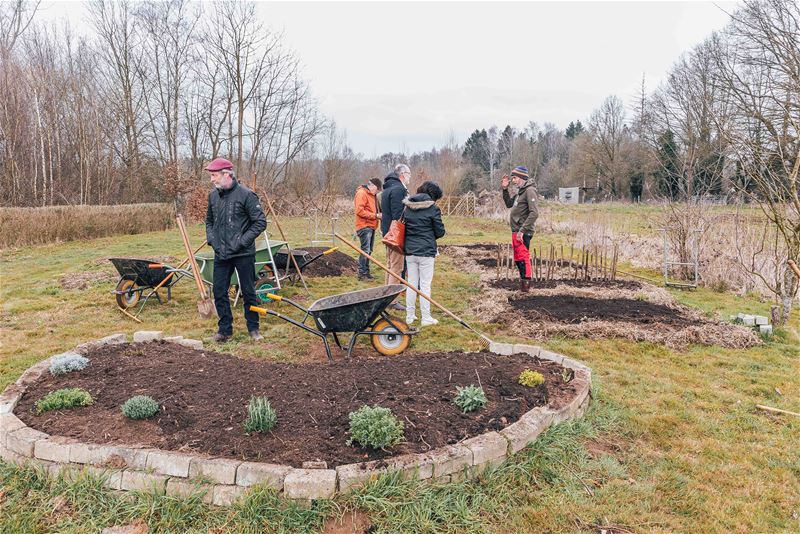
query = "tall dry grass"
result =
(0, 203, 175, 249)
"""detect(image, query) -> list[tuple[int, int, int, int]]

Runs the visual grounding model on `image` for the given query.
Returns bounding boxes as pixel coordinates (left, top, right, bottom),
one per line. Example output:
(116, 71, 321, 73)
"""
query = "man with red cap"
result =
(204, 158, 267, 342)
(501, 165, 538, 292)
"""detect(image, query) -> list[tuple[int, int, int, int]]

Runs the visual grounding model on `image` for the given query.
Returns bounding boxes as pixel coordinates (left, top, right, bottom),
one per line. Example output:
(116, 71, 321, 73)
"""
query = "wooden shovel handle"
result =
(176, 215, 208, 299)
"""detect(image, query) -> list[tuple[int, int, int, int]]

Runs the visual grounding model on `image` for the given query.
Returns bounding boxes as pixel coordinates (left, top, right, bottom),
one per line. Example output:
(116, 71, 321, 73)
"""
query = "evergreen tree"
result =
(655, 130, 682, 200)
(565, 120, 585, 140)
(462, 129, 490, 172)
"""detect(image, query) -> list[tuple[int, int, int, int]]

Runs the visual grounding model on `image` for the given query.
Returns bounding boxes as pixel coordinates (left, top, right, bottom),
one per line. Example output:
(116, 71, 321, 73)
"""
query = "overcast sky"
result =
(38, 0, 738, 157)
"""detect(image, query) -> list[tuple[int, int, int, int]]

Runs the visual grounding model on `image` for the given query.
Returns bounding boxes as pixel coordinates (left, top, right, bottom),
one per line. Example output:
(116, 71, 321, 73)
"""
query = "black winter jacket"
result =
(380, 172, 408, 236)
(205, 180, 267, 260)
(402, 193, 446, 257)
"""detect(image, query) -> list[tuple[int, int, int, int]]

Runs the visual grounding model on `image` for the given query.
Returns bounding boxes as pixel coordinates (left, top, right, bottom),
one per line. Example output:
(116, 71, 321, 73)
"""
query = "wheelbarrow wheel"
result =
(115, 279, 140, 309)
(254, 275, 278, 303)
(371, 318, 411, 356)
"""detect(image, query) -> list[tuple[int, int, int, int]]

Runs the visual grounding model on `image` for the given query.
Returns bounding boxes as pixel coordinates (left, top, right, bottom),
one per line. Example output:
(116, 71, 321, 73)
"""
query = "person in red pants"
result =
(501, 166, 538, 291)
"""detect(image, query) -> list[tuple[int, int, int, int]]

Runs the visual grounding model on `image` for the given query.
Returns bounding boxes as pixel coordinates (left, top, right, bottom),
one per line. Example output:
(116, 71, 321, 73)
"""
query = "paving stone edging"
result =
(0, 334, 592, 505)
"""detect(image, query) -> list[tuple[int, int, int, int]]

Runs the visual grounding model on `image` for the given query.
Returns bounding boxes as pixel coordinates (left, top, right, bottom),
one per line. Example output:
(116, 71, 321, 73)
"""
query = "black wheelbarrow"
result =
(250, 284, 417, 361)
(109, 257, 196, 315)
(266, 247, 338, 285)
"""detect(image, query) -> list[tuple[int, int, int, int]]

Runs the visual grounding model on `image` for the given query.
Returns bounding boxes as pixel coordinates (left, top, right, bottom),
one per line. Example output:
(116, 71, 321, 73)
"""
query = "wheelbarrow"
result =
(269, 247, 339, 284)
(250, 284, 417, 361)
(109, 258, 195, 314)
(195, 238, 287, 305)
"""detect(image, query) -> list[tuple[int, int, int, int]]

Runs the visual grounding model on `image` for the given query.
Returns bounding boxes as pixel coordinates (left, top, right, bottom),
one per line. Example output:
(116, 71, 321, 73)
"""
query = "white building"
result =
(559, 187, 580, 204)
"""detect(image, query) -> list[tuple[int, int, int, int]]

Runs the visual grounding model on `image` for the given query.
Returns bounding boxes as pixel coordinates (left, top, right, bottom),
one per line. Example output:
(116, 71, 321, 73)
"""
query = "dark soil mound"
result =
(298, 247, 357, 277)
(16, 342, 578, 467)
(490, 278, 642, 291)
(509, 294, 692, 326)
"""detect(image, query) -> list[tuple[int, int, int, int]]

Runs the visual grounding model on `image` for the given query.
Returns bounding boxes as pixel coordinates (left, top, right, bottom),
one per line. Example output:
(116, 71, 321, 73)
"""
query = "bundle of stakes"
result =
(495, 242, 619, 282)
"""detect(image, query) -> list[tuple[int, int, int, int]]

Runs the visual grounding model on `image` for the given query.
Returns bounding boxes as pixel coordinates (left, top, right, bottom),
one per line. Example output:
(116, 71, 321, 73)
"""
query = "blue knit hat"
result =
(511, 166, 529, 180)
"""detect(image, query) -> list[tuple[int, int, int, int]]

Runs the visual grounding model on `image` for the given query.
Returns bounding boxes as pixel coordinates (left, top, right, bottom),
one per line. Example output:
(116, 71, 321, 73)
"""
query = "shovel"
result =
(176, 215, 216, 319)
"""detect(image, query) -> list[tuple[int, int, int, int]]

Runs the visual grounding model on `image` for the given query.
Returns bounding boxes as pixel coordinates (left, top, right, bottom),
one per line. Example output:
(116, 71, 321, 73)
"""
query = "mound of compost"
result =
(16, 342, 578, 467)
(297, 247, 357, 277)
(509, 294, 693, 326)
(490, 278, 642, 291)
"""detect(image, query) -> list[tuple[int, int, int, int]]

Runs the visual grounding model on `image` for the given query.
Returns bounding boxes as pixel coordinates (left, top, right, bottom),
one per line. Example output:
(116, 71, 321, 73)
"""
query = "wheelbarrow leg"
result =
(322, 335, 334, 362)
(345, 333, 359, 358)
(331, 332, 343, 349)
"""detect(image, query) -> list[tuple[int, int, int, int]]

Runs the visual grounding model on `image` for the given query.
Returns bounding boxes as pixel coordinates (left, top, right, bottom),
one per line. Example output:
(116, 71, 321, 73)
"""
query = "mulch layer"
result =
(16, 342, 578, 468)
(509, 294, 694, 327)
(490, 278, 642, 291)
(297, 247, 357, 277)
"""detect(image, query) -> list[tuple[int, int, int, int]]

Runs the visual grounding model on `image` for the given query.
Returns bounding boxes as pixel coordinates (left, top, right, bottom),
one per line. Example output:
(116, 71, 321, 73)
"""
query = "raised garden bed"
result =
(0, 333, 592, 503)
(14, 341, 578, 467)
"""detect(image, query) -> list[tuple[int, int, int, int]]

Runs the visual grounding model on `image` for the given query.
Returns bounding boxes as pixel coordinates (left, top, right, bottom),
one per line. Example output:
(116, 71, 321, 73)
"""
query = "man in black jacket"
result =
(381, 164, 411, 289)
(204, 158, 267, 342)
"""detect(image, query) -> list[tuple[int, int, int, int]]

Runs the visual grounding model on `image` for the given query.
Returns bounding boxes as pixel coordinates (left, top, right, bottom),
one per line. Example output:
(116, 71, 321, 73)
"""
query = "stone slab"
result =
(178, 339, 204, 350)
(70, 443, 149, 469)
(488, 342, 514, 356)
(133, 331, 164, 343)
(236, 461, 292, 489)
(0, 385, 25, 414)
(462, 431, 507, 467)
(75, 334, 126, 353)
(166, 478, 213, 503)
(146, 450, 192, 477)
(189, 457, 241, 485)
(120, 470, 168, 492)
(7, 427, 49, 456)
(336, 453, 434, 493)
(754, 316, 769, 326)
(84, 466, 124, 490)
(427, 444, 472, 477)
(34, 436, 75, 463)
(512, 344, 542, 357)
(0, 413, 27, 446)
(163, 336, 184, 343)
(284, 469, 337, 500)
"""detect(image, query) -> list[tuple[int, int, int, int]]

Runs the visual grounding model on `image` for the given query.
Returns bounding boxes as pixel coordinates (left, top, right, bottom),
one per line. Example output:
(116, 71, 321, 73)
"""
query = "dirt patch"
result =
(509, 295, 694, 327)
(16, 342, 578, 468)
(489, 278, 642, 291)
(321, 511, 374, 534)
(59, 271, 118, 290)
(297, 247, 357, 277)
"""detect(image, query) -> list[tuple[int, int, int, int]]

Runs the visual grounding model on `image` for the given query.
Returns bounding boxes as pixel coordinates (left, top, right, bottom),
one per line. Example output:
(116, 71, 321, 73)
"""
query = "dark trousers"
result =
(357, 228, 375, 275)
(212, 254, 259, 335)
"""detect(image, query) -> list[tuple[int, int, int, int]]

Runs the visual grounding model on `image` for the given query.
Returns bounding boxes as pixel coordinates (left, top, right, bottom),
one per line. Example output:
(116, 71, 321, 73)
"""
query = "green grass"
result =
(1, 213, 798, 532)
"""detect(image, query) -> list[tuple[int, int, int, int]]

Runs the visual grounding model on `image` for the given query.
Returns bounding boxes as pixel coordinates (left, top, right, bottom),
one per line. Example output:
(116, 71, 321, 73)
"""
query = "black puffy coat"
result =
(205, 180, 267, 260)
(380, 172, 408, 236)
(402, 193, 446, 257)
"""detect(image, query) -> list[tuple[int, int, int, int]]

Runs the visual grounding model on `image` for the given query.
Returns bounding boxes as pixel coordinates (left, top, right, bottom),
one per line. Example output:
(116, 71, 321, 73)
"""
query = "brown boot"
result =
(520, 279, 530, 292)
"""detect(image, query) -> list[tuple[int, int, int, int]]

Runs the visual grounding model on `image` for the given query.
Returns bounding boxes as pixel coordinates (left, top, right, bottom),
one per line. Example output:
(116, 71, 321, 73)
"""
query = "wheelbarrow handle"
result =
(263, 292, 310, 315)
(323, 247, 338, 255)
(249, 305, 321, 337)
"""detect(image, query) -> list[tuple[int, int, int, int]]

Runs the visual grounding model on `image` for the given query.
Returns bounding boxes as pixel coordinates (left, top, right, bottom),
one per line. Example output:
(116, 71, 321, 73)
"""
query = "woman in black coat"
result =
(402, 181, 446, 327)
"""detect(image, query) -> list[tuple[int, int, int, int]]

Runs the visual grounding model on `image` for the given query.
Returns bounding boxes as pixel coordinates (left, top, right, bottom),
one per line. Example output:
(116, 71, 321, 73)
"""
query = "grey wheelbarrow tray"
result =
(250, 284, 418, 362)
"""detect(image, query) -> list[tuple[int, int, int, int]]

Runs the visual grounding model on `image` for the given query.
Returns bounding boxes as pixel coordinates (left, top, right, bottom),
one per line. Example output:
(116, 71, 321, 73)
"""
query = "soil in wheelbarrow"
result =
(508, 294, 694, 327)
(296, 247, 357, 277)
(16, 342, 579, 468)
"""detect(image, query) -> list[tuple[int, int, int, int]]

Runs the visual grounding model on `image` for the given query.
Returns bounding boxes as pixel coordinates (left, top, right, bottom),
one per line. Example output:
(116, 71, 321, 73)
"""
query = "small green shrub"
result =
(121, 395, 160, 420)
(244, 396, 277, 433)
(518, 369, 545, 387)
(49, 353, 90, 376)
(347, 405, 404, 450)
(36, 388, 93, 413)
(453, 385, 488, 413)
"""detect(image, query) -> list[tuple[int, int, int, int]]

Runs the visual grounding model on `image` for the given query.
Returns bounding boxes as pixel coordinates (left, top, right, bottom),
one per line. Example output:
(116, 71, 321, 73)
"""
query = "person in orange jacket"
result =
(354, 177, 383, 280)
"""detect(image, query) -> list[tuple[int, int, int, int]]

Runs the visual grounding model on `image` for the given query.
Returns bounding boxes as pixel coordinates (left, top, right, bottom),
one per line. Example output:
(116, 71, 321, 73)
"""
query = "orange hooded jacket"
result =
(354, 185, 379, 230)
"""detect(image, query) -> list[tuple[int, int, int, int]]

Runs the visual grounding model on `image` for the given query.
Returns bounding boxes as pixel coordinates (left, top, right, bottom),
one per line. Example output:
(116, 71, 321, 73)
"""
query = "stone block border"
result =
(0, 333, 592, 505)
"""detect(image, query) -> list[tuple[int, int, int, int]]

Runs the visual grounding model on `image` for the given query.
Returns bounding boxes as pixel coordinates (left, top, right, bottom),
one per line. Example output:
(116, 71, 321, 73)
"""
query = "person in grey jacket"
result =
(501, 165, 538, 291)
(403, 181, 446, 327)
(204, 158, 267, 342)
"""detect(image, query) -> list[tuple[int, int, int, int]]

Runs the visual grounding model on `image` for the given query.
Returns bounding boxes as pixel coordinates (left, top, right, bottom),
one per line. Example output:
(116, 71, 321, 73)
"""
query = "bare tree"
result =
(712, 0, 800, 324)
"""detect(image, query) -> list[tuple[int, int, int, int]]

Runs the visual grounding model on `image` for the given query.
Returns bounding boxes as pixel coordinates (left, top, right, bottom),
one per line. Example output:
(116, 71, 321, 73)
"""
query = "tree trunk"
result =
(779, 267, 797, 326)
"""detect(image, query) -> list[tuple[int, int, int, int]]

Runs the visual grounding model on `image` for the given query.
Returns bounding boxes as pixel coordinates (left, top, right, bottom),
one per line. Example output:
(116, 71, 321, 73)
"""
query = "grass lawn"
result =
(1, 213, 798, 533)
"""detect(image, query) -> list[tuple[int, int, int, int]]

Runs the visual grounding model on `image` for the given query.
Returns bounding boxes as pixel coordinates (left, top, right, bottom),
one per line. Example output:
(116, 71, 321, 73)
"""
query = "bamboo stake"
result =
(756, 404, 800, 418)
(496, 244, 500, 281)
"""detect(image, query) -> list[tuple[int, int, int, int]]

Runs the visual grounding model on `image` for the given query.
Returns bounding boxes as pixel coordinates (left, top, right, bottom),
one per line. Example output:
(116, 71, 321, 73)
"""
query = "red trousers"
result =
(512, 232, 532, 279)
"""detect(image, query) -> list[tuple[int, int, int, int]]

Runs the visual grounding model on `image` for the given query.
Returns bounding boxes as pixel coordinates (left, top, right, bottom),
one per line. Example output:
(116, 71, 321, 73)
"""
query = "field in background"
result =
(0, 212, 798, 533)
(0, 203, 176, 248)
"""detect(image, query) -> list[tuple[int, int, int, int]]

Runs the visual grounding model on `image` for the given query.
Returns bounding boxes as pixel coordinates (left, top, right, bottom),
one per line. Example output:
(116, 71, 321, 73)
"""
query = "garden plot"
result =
(295, 247, 357, 277)
(14, 341, 580, 468)
(442, 244, 760, 349)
